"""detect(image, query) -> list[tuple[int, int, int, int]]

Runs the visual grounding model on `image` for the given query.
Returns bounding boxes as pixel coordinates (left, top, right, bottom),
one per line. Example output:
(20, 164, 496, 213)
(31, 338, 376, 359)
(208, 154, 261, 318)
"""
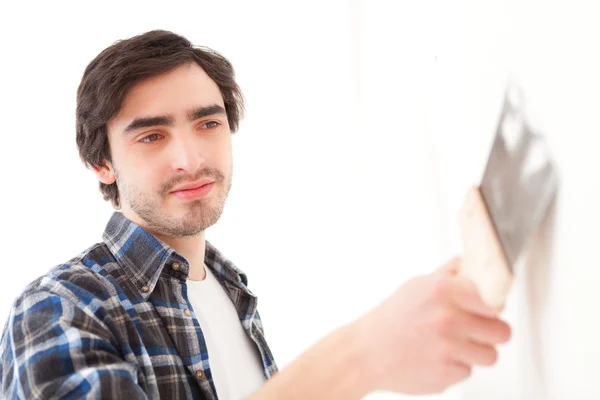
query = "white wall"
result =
(1, 1, 599, 399)
(425, 1, 600, 399)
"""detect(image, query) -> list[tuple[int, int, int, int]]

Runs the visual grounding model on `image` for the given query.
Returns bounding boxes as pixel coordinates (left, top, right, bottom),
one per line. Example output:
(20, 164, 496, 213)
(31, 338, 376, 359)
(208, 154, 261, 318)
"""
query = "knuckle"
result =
(431, 277, 452, 301)
(435, 338, 454, 361)
(430, 362, 472, 391)
(438, 363, 460, 382)
(431, 362, 449, 383)
(440, 364, 455, 381)
(432, 309, 457, 335)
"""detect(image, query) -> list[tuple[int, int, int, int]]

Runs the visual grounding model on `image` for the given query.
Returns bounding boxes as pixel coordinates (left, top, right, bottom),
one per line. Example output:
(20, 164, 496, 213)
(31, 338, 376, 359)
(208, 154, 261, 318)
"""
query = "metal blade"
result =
(480, 85, 559, 270)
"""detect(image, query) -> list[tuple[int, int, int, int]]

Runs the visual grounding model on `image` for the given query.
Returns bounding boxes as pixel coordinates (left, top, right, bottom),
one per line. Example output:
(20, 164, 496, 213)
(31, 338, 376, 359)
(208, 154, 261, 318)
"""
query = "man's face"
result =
(97, 62, 233, 238)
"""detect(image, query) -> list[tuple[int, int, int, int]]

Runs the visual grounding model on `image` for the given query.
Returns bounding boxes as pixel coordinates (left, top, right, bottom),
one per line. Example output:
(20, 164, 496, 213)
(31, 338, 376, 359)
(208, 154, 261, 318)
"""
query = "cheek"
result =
(211, 137, 233, 172)
(127, 162, 166, 194)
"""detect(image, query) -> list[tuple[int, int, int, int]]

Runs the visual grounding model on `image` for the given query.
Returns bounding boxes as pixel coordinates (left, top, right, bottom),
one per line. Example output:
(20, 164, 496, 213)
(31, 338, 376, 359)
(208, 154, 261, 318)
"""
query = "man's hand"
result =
(248, 257, 512, 399)
(354, 256, 512, 394)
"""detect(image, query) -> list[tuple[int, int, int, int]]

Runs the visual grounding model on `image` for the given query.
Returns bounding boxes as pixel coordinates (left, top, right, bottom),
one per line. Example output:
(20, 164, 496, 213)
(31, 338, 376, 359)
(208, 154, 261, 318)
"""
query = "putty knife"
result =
(458, 85, 558, 309)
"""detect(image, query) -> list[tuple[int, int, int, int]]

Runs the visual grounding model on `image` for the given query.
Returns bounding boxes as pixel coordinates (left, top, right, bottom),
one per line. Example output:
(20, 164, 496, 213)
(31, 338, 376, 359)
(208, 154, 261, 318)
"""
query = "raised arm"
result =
(248, 257, 511, 399)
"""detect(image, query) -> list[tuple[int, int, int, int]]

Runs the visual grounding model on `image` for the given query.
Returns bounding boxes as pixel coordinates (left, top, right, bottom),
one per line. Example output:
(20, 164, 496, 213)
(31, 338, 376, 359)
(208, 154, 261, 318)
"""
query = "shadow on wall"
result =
(521, 189, 559, 399)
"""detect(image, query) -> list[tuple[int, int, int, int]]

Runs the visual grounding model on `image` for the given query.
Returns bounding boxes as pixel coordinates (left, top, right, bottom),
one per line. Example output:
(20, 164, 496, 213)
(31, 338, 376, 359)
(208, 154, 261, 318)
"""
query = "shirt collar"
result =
(101, 211, 251, 300)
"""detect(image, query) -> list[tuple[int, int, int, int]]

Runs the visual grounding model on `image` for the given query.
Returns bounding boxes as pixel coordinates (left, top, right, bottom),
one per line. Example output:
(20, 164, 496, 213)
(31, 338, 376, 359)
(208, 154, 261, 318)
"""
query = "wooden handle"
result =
(458, 187, 514, 309)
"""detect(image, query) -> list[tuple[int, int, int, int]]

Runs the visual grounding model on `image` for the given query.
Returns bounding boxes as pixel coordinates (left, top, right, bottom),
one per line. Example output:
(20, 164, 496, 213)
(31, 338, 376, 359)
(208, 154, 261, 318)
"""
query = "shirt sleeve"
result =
(0, 290, 148, 399)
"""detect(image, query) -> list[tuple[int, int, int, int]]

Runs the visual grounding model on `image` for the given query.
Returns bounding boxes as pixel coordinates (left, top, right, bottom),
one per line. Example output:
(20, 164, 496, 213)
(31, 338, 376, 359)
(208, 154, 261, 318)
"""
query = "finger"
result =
(445, 360, 472, 384)
(452, 339, 498, 367)
(444, 309, 512, 344)
(435, 256, 461, 276)
(460, 313, 512, 345)
(446, 275, 501, 318)
(428, 361, 472, 394)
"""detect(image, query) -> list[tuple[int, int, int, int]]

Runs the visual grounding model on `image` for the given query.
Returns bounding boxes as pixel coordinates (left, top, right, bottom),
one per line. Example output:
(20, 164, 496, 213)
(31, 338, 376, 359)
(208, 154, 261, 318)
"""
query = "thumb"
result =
(435, 256, 461, 276)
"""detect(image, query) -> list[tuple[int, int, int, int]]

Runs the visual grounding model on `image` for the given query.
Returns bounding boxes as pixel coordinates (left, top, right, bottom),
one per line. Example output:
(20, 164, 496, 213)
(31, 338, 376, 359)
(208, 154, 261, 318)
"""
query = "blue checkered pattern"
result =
(0, 211, 278, 399)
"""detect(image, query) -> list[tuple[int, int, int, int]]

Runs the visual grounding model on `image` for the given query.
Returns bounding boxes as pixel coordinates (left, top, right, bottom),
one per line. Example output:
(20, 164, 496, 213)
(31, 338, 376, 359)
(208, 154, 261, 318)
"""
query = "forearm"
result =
(248, 323, 373, 400)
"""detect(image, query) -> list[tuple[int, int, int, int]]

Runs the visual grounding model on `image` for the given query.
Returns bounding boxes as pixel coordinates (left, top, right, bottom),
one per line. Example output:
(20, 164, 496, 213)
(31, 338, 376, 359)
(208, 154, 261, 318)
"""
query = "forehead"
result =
(108, 63, 225, 134)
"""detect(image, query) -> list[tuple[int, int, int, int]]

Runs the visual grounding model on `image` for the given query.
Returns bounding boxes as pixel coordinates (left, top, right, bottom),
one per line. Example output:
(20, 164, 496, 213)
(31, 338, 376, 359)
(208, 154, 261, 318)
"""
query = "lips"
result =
(170, 179, 215, 193)
(169, 181, 215, 200)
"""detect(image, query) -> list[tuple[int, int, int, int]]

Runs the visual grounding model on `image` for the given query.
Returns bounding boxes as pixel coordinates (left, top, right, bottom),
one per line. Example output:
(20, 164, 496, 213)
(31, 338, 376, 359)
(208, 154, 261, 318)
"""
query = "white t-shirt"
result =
(186, 265, 266, 400)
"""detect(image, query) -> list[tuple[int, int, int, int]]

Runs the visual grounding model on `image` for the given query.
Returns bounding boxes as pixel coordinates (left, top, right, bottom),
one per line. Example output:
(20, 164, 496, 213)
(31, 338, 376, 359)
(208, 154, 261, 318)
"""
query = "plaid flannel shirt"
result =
(0, 211, 278, 399)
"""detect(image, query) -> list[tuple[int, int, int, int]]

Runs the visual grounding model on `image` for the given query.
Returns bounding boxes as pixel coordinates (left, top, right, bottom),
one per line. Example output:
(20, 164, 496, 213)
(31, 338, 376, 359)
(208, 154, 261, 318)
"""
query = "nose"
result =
(169, 130, 206, 173)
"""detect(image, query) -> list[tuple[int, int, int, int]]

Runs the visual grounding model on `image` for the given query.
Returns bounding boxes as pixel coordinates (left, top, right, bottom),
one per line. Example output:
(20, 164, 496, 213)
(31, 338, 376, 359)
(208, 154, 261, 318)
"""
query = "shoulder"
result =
(0, 241, 127, 357)
(4, 241, 127, 334)
(0, 243, 144, 399)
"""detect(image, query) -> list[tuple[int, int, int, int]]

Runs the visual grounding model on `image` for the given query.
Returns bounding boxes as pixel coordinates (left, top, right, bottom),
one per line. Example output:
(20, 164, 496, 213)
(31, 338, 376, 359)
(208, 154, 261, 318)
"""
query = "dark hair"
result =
(75, 29, 244, 208)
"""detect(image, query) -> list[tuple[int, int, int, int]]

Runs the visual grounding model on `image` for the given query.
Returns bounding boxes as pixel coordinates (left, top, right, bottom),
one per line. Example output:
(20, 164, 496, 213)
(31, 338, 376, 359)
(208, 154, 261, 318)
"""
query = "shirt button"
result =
(184, 308, 192, 317)
(171, 262, 181, 271)
(141, 286, 150, 293)
(195, 370, 204, 380)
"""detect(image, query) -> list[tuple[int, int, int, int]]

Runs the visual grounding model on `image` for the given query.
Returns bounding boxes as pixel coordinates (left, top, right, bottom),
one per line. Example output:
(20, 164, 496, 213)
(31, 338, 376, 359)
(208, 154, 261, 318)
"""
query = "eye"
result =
(139, 133, 162, 143)
(200, 121, 221, 129)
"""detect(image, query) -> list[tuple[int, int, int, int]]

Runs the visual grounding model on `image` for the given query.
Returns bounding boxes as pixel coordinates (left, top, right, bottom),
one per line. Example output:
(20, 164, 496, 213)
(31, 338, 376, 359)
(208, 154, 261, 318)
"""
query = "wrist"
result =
(341, 320, 377, 397)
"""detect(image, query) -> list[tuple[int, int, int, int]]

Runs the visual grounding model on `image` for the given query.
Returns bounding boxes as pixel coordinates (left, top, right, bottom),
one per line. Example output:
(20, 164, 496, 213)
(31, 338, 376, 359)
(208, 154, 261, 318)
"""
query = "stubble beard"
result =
(117, 168, 232, 238)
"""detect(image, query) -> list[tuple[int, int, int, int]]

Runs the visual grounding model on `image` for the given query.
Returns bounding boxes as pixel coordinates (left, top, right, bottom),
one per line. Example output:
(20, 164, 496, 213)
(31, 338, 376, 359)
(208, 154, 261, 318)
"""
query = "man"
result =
(0, 30, 511, 399)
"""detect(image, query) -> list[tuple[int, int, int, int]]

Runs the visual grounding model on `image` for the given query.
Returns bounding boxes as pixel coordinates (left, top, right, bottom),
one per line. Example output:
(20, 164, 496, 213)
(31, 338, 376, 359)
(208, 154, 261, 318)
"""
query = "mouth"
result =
(170, 182, 215, 200)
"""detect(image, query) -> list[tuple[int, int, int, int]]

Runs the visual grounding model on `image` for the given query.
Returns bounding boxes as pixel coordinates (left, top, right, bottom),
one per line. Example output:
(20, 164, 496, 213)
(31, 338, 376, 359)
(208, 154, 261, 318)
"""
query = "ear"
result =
(92, 161, 116, 185)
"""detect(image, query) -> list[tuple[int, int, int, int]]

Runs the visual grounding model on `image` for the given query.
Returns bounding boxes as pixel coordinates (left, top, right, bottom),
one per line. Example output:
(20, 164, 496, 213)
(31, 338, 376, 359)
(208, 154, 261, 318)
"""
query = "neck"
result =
(154, 231, 207, 281)
(122, 210, 207, 281)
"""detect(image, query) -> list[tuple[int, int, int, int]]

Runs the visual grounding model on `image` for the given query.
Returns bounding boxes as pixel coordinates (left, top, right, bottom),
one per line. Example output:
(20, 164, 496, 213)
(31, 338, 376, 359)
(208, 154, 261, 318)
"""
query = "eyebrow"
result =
(122, 104, 227, 135)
